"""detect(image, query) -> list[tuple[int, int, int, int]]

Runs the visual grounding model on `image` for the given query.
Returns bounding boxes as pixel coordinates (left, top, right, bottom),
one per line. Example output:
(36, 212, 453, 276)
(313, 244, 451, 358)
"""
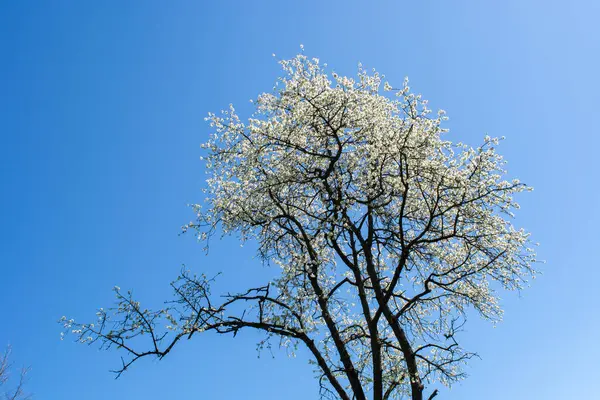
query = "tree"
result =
(62, 53, 537, 400)
(1, 346, 31, 400)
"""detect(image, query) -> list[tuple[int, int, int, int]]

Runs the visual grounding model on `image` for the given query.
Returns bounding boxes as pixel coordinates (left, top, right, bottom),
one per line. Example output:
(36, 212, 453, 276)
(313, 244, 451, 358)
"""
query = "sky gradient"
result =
(1, 1, 599, 399)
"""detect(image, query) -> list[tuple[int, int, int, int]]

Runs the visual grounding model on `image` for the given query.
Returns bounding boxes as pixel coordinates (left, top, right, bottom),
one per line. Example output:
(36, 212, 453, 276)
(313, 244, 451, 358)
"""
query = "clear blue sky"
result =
(1, 1, 598, 399)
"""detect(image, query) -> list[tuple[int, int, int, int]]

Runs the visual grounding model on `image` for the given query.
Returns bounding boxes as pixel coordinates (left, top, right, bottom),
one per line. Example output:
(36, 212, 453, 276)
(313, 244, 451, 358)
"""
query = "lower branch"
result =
(60, 271, 351, 400)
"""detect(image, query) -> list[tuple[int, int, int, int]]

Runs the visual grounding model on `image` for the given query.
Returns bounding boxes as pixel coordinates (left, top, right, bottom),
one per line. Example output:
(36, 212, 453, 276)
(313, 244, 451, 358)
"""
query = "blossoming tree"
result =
(62, 53, 537, 400)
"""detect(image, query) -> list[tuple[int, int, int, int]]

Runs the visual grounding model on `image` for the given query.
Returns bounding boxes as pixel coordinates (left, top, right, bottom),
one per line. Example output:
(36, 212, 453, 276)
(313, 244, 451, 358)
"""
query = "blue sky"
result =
(1, 1, 598, 399)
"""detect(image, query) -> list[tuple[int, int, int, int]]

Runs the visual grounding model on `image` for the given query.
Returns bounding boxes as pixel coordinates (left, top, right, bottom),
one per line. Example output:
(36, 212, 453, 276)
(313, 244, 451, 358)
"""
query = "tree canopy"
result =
(62, 53, 537, 400)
